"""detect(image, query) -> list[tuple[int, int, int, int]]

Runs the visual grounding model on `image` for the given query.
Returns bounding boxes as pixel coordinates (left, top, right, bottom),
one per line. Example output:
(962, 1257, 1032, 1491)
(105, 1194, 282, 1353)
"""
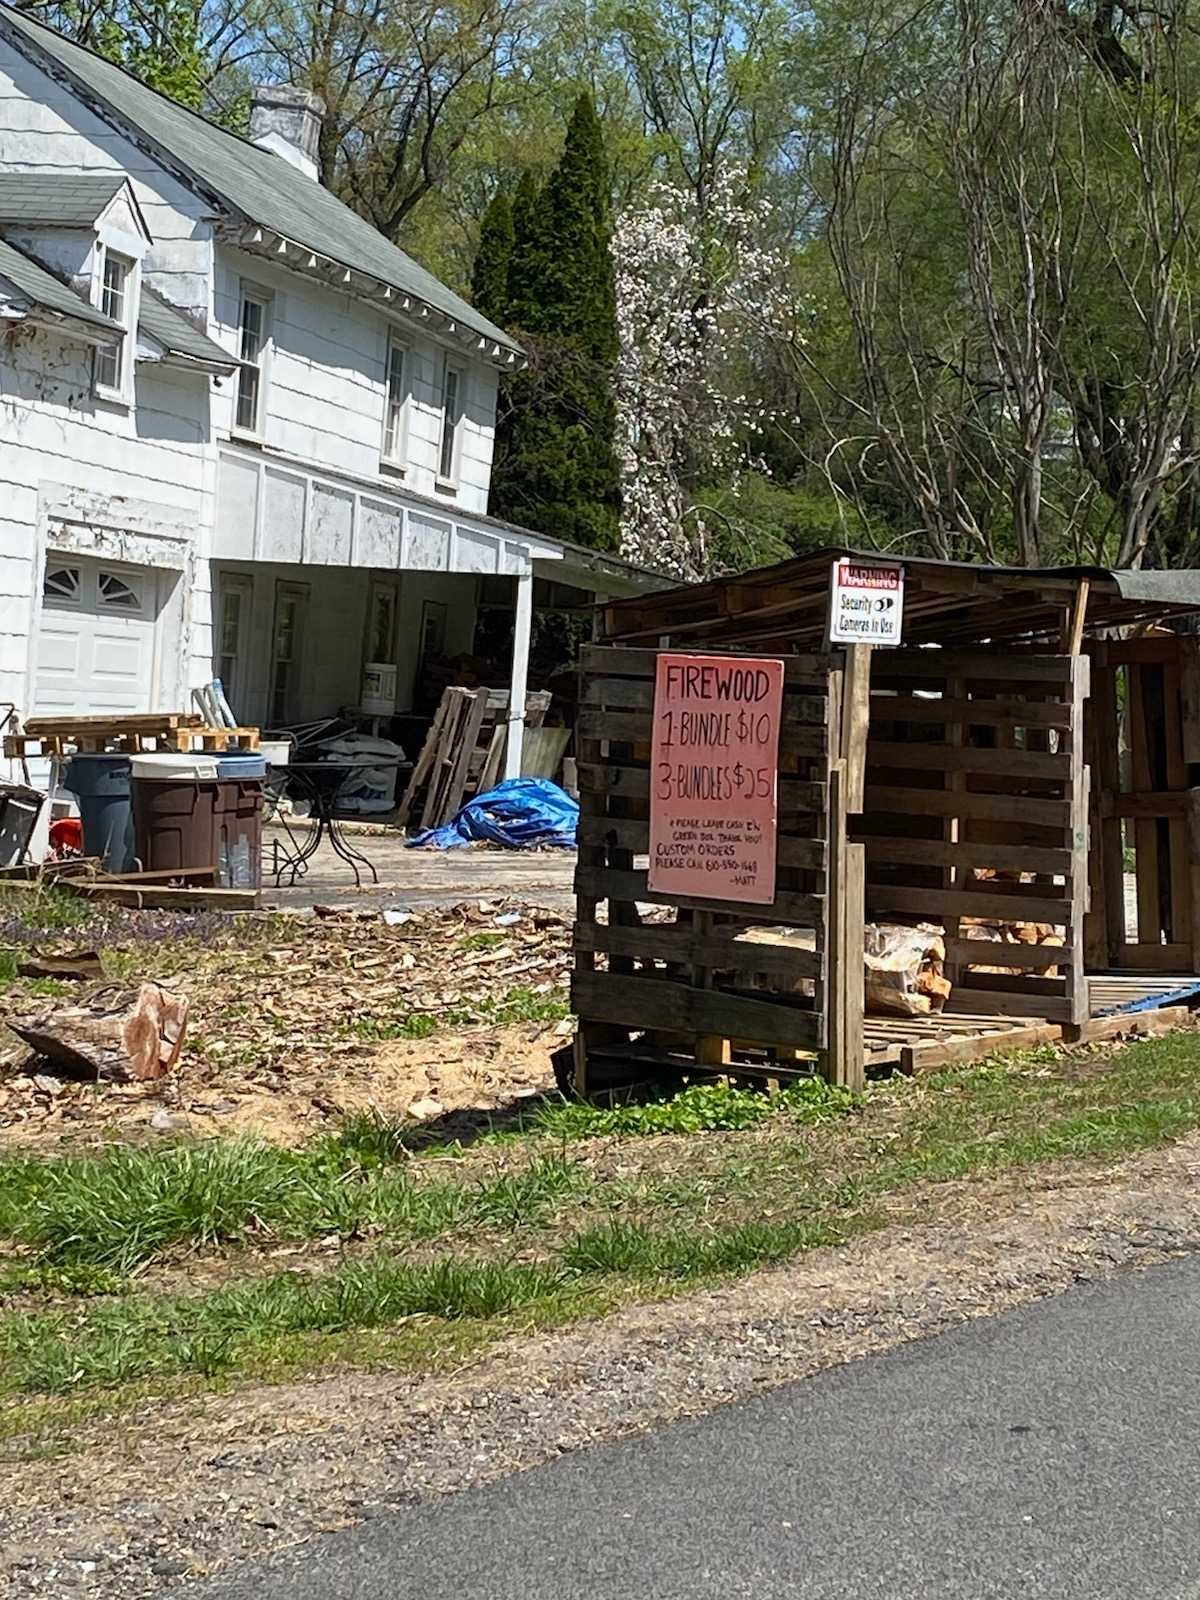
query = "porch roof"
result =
(597, 548, 1200, 648)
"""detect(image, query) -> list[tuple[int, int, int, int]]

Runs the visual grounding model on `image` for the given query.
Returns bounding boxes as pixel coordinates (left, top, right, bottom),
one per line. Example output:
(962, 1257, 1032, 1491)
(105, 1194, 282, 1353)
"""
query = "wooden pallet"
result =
(396, 686, 551, 831)
(1087, 972, 1200, 1016)
(5, 723, 259, 757)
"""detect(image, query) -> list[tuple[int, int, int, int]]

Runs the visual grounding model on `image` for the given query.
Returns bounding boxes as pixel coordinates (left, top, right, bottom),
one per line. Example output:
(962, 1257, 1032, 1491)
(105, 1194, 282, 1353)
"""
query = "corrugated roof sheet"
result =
(0, 5, 523, 360)
(0, 171, 125, 225)
(138, 283, 234, 367)
(0, 234, 117, 329)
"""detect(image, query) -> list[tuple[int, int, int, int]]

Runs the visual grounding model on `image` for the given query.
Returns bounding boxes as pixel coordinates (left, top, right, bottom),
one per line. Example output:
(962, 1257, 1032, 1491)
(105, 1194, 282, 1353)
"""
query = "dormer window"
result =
(93, 246, 136, 401)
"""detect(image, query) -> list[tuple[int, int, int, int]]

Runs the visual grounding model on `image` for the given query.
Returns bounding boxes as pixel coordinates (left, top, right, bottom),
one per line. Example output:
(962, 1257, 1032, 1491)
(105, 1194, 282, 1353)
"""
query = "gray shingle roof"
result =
(138, 284, 235, 368)
(0, 5, 522, 361)
(0, 234, 117, 329)
(0, 172, 126, 226)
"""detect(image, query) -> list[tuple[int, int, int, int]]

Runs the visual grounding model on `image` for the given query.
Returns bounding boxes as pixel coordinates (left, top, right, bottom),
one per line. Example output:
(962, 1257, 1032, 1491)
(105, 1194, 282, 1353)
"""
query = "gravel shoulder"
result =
(5, 1131, 1200, 1598)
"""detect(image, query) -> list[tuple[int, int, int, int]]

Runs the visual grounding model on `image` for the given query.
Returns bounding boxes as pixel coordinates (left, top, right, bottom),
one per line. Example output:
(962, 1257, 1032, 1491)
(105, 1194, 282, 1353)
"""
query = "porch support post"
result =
(505, 566, 533, 780)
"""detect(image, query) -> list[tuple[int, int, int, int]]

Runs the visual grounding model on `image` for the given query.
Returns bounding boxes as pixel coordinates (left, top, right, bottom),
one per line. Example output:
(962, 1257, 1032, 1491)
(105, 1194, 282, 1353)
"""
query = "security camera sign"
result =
(827, 557, 905, 646)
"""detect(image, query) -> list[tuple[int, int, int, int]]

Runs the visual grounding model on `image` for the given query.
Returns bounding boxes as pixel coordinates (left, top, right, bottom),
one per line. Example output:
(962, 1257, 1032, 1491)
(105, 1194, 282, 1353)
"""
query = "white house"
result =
(0, 5, 655, 774)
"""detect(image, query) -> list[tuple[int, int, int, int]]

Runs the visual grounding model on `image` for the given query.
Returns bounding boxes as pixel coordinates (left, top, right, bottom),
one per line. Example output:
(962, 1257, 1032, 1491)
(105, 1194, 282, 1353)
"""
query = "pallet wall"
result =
(1086, 635, 1200, 974)
(571, 643, 858, 1089)
(858, 649, 1090, 1024)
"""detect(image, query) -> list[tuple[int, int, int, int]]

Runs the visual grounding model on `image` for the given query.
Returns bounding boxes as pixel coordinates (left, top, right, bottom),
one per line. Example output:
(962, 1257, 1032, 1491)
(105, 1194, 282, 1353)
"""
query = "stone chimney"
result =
(249, 86, 325, 181)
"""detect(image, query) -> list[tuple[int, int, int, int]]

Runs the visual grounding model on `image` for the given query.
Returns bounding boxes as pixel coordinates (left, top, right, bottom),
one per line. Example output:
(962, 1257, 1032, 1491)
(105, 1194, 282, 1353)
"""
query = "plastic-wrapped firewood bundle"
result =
(864, 923, 951, 1017)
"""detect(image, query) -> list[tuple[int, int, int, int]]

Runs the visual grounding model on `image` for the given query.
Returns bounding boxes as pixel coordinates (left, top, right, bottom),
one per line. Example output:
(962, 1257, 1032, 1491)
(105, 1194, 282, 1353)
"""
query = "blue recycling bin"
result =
(63, 754, 135, 872)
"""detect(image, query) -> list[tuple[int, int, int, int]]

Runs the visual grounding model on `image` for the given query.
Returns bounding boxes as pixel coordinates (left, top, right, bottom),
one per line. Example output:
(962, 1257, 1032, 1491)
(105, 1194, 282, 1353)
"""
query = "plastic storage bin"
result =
(63, 755, 135, 872)
(131, 760, 219, 876)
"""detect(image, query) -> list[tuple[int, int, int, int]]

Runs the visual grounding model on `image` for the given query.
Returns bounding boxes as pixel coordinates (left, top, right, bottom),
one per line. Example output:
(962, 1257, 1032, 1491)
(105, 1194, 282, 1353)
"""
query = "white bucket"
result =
(259, 739, 292, 767)
(130, 753, 220, 781)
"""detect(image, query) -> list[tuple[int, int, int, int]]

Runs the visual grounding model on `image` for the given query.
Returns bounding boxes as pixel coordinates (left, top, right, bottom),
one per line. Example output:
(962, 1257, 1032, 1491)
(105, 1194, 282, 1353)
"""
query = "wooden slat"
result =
(571, 970, 822, 1050)
(574, 920, 824, 981)
(580, 644, 837, 685)
(576, 709, 828, 756)
(578, 764, 827, 816)
(575, 864, 824, 926)
(867, 742, 1071, 780)
(863, 785, 1071, 828)
(1116, 941, 1193, 970)
(873, 651, 1075, 683)
(868, 694, 1072, 730)
(862, 836, 1073, 876)
(943, 987, 1071, 1020)
(866, 884, 1070, 924)
(577, 813, 826, 869)
(1110, 791, 1190, 820)
(588, 675, 832, 726)
(943, 937, 1071, 970)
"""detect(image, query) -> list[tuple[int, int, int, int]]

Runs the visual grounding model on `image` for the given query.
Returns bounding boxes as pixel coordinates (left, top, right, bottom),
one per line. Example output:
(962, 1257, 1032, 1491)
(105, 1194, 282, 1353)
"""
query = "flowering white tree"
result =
(614, 165, 804, 578)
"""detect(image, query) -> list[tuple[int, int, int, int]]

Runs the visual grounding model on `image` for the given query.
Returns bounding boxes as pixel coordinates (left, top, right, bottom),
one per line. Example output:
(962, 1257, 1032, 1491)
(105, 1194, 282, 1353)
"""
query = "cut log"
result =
(7, 982, 189, 1081)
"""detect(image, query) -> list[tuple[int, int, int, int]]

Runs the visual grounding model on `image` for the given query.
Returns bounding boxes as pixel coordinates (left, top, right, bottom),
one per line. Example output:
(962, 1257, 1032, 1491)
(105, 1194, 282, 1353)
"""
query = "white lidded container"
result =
(130, 753, 220, 781)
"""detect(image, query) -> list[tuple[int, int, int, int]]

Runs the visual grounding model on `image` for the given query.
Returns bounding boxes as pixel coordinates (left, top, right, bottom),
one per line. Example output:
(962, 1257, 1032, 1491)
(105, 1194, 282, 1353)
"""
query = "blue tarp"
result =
(407, 778, 578, 851)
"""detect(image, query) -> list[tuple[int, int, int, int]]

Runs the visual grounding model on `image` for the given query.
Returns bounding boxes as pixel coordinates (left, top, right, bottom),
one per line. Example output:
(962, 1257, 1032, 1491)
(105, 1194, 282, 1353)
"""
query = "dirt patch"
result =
(0, 901, 570, 1152)
(4, 1134, 1200, 1597)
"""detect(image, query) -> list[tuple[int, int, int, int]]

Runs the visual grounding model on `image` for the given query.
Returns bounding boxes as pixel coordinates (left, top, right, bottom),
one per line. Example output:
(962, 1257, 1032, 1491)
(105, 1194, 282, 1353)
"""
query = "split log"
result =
(7, 982, 188, 1081)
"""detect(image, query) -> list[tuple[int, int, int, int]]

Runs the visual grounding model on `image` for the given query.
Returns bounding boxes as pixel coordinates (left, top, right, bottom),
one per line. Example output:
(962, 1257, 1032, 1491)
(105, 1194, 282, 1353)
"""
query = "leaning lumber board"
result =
(571, 969, 822, 1050)
(901, 1021, 1062, 1073)
(62, 881, 259, 910)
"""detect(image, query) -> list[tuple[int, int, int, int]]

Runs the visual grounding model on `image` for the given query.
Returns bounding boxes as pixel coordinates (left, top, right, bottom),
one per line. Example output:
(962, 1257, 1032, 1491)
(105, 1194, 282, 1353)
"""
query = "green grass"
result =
(4, 1031, 1200, 1422)
(0, 1139, 595, 1274)
(340, 984, 569, 1043)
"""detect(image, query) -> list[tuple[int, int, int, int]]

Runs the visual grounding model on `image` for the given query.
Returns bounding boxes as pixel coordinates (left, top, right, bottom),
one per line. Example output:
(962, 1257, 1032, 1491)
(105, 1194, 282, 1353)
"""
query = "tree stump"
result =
(7, 983, 189, 1081)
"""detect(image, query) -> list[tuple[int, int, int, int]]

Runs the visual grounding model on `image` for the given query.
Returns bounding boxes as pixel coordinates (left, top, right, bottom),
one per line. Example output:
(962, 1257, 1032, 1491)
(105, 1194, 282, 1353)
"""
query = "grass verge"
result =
(2, 1030, 1200, 1429)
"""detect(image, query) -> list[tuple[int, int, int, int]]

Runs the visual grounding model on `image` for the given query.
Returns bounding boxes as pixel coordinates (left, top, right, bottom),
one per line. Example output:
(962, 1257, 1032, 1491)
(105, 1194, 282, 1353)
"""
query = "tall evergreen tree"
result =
(482, 93, 622, 551)
(471, 192, 515, 327)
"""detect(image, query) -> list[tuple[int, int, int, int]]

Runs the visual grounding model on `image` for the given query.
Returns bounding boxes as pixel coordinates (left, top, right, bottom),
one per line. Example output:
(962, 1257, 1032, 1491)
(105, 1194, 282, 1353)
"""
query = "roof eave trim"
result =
(218, 222, 524, 369)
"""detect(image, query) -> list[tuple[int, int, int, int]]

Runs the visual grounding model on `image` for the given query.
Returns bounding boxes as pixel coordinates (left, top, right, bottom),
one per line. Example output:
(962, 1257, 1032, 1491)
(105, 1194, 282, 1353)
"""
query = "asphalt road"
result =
(181, 1256, 1200, 1599)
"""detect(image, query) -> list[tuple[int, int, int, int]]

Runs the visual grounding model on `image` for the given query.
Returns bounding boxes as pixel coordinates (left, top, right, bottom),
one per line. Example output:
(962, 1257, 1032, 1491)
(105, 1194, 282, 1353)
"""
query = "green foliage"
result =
(471, 191, 515, 326)
(486, 94, 622, 550)
(533, 1077, 858, 1138)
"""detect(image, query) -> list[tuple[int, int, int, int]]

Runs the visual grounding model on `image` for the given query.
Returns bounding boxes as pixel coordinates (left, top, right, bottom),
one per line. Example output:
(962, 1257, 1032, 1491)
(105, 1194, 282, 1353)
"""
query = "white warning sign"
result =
(827, 557, 905, 647)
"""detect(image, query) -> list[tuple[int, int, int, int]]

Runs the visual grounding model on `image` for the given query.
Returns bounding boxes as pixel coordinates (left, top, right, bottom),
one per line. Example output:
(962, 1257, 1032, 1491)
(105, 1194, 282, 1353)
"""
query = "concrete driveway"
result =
(261, 823, 576, 912)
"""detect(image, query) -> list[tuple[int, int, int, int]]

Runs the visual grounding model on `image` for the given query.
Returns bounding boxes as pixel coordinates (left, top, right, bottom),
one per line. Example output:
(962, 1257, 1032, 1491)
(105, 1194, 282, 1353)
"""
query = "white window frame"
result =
(92, 245, 137, 404)
(436, 360, 465, 491)
(380, 335, 410, 471)
(216, 574, 252, 713)
(269, 579, 308, 726)
(233, 284, 272, 440)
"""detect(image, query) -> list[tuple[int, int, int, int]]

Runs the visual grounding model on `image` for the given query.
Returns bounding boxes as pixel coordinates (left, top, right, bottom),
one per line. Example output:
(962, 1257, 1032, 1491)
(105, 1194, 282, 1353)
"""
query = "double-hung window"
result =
(93, 249, 134, 400)
(235, 289, 270, 435)
(437, 362, 464, 487)
(381, 337, 409, 468)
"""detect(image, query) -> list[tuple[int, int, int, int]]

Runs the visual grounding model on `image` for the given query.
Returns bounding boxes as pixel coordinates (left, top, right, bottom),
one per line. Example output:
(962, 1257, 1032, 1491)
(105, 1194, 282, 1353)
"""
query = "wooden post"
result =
(1066, 654, 1091, 1023)
(1188, 789, 1200, 975)
(824, 762, 865, 1091)
(1061, 579, 1091, 656)
(504, 566, 533, 780)
(840, 644, 872, 813)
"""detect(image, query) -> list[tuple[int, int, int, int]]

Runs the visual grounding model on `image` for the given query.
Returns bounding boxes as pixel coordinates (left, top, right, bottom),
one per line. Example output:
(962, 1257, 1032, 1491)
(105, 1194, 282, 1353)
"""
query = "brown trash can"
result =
(213, 754, 265, 889)
(131, 771, 219, 875)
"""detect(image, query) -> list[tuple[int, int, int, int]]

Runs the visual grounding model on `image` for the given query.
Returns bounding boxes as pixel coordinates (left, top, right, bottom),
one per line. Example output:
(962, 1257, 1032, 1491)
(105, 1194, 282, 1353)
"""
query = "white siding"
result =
(212, 249, 499, 514)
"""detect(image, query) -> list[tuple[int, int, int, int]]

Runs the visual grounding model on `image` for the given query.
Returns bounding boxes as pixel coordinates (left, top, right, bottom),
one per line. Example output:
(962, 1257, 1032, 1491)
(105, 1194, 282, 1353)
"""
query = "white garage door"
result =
(35, 559, 159, 716)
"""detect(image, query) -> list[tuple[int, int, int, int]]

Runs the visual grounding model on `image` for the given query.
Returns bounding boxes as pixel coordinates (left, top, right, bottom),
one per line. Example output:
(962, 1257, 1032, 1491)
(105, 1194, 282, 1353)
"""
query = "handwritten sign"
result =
(648, 653, 784, 904)
(827, 556, 905, 646)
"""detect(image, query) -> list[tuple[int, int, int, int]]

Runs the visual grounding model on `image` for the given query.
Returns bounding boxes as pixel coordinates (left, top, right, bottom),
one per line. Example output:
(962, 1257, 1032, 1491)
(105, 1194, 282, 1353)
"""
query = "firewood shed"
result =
(571, 551, 1200, 1094)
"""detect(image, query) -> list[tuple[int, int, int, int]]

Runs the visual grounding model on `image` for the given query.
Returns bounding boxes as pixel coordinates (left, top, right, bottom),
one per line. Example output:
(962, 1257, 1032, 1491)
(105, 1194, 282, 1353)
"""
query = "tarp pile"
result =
(407, 778, 577, 851)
